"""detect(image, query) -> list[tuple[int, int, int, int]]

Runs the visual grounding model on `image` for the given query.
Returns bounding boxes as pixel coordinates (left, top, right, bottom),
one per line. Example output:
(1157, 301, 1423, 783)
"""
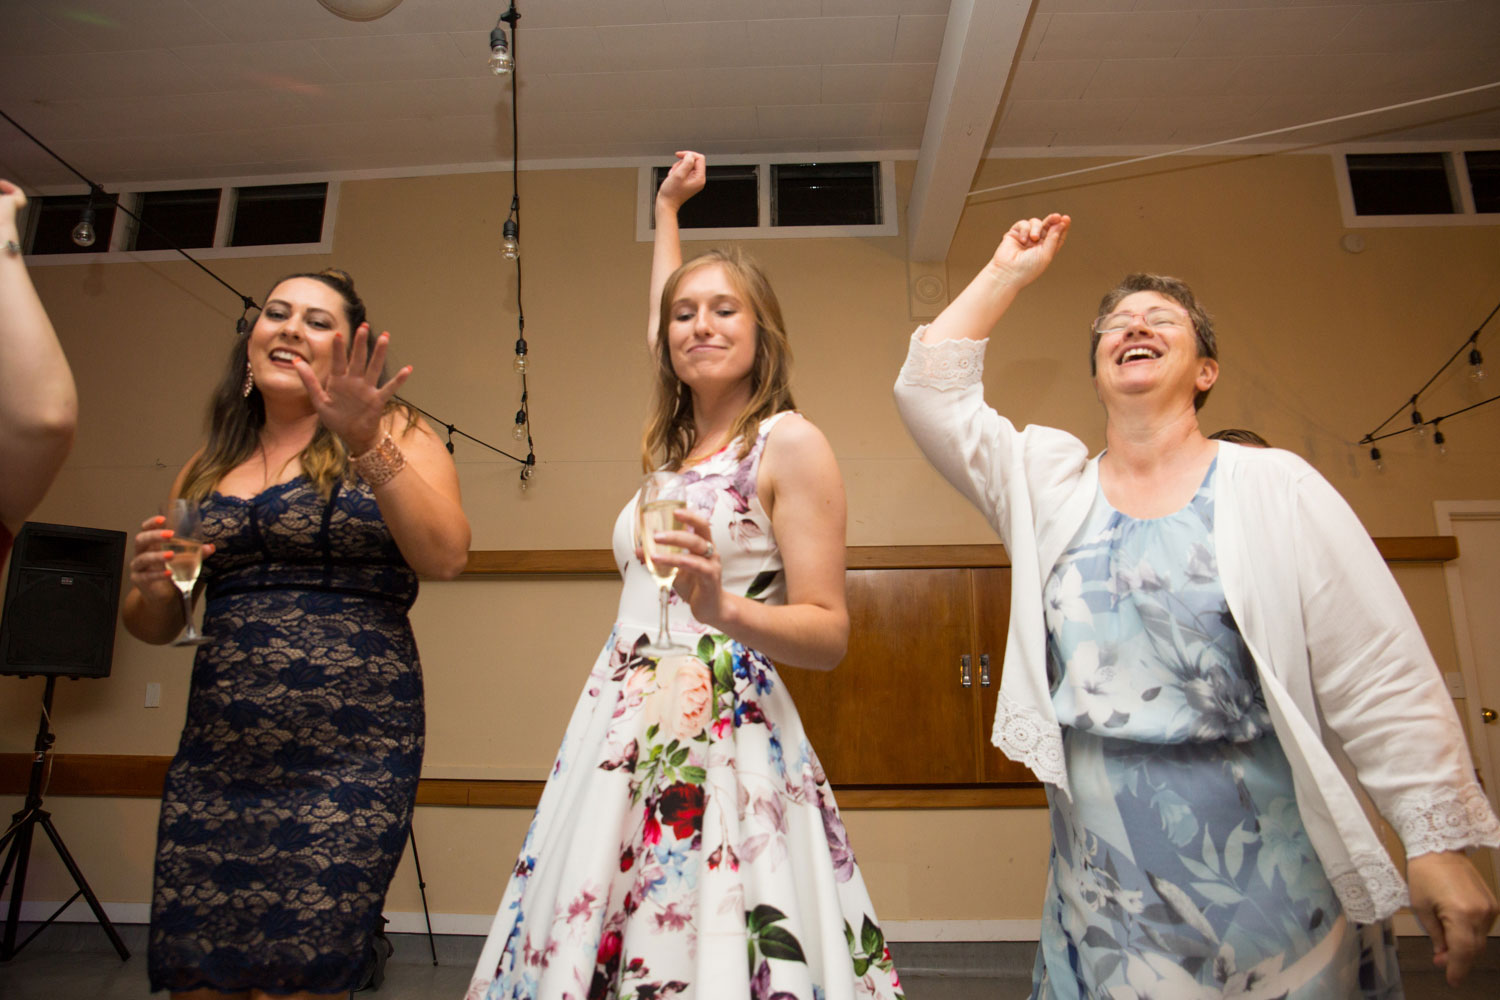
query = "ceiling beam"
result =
(906, 0, 1035, 263)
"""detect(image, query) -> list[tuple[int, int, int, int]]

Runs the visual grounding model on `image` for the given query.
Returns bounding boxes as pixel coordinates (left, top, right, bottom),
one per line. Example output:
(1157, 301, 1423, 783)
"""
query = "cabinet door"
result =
(778, 568, 981, 784)
(971, 567, 1038, 783)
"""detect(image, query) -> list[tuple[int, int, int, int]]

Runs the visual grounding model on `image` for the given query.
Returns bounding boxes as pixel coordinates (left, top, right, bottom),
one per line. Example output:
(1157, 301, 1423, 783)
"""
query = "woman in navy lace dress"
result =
(123, 270, 470, 999)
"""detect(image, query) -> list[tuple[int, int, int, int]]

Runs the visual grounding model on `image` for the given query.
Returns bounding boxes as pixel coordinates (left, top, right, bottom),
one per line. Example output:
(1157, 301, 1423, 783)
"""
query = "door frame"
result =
(1433, 500, 1500, 876)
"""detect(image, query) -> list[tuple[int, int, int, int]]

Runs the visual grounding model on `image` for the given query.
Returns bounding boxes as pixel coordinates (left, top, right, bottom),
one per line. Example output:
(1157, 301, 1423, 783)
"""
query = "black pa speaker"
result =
(0, 522, 127, 679)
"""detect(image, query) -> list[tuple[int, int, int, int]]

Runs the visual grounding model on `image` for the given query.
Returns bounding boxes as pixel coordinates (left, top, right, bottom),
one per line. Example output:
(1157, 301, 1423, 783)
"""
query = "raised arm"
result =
(294, 323, 471, 580)
(922, 213, 1070, 346)
(647, 150, 706, 351)
(0, 180, 78, 535)
(652, 415, 849, 670)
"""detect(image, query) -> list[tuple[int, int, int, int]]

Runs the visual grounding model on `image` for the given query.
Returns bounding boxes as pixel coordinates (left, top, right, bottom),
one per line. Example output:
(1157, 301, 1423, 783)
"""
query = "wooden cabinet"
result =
(778, 564, 1037, 787)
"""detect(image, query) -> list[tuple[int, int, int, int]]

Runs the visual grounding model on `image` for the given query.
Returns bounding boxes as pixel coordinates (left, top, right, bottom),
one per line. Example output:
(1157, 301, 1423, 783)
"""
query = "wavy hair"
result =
(641, 248, 795, 471)
(180, 269, 414, 502)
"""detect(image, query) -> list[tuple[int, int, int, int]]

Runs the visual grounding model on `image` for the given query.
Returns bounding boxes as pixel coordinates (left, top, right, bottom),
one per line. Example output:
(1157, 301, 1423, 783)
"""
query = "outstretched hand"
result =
(292, 322, 411, 455)
(657, 150, 706, 213)
(0, 179, 27, 230)
(989, 213, 1071, 287)
(1407, 850, 1500, 986)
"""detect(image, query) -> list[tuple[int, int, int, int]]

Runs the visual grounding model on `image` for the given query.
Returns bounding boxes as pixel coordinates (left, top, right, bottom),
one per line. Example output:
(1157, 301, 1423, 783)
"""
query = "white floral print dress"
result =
(468, 412, 904, 1000)
(1034, 459, 1402, 999)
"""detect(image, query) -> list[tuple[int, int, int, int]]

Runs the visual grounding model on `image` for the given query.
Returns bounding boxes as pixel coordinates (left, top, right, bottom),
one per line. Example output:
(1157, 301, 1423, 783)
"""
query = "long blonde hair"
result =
(180, 269, 415, 502)
(641, 248, 796, 471)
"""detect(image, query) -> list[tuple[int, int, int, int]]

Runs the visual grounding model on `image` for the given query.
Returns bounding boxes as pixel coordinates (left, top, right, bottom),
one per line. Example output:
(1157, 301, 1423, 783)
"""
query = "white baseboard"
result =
(9, 902, 1492, 941)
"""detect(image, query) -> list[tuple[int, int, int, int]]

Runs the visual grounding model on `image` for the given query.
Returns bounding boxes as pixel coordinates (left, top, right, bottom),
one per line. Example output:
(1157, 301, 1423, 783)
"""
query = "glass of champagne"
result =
(637, 471, 688, 655)
(162, 499, 211, 646)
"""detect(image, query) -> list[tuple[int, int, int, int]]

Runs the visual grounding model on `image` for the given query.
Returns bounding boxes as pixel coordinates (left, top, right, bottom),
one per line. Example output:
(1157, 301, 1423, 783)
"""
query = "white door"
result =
(1435, 501, 1500, 882)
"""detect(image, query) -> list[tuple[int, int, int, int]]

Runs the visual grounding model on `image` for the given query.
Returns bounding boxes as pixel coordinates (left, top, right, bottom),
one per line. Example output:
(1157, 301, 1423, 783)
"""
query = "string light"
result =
(512, 409, 527, 441)
(501, 215, 520, 260)
(1358, 299, 1498, 463)
(513, 338, 528, 374)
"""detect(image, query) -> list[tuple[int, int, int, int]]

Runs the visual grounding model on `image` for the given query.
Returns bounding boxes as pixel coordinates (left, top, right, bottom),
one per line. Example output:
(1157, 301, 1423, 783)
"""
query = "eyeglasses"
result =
(1091, 307, 1190, 336)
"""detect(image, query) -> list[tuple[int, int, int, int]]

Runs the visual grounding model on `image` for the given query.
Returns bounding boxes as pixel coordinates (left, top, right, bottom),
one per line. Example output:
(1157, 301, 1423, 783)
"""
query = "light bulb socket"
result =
(1471, 347, 1484, 367)
(515, 338, 527, 356)
(1433, 429, 1446, 447)
(1369, 446, 1382, 463)
(1410, 409, 1423, 425)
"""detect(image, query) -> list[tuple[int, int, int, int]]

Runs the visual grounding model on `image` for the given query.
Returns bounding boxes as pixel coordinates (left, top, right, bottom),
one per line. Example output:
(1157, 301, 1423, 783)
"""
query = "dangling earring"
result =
(242, 362, 254, 398)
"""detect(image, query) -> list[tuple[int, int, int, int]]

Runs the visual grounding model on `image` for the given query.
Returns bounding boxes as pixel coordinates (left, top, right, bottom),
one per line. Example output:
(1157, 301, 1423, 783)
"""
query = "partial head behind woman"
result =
(642, 247, 796, 471)
(1092, 273, 1218, 411)
(180, 268, 410, 503)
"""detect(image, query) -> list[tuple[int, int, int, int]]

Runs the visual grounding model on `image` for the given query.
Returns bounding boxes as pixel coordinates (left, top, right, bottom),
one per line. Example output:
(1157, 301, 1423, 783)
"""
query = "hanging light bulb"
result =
(1470, 346, 1487, 382)
(519, 454, 535, 490)
(1410, 406, 1425, 439)
(71, 203, 97, 247)
(513, 337, 528, 374)
(1433, 426, 1447, 455)
(1369, 446, 1383, 472)
(488, 23, 513, 74)
(501, 218, 520, 260)
(512, 408, 527, 440)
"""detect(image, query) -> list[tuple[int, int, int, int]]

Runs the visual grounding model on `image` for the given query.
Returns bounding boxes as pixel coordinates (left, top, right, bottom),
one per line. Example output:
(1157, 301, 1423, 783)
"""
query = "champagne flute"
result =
(638, 471, 688, 655)
(162, 500, 211, 646)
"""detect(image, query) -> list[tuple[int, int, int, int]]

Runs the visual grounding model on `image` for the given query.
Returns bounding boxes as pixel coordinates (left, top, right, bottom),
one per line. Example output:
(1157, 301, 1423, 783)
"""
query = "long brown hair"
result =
(641, 248, 796, 471)
(180, 269, 414, 502)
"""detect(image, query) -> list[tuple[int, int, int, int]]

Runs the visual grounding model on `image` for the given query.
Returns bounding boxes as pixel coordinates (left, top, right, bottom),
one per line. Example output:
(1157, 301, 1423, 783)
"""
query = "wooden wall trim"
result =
(0, 754, 1044, 810)
(462, 537, 1454, 576)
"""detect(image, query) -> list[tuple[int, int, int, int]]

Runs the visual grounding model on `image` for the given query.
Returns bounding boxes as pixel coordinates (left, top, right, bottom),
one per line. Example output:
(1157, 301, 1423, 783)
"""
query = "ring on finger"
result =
(703, 542, 715, 560)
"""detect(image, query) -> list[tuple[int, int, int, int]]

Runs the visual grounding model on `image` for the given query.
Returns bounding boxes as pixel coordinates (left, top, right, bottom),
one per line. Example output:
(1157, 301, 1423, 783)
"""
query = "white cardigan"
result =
(894, 332, 1500, 923)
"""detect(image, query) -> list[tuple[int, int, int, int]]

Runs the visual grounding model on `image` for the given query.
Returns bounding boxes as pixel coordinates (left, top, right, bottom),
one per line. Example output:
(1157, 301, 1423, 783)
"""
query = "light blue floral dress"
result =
(1034, 458, 1402, 999)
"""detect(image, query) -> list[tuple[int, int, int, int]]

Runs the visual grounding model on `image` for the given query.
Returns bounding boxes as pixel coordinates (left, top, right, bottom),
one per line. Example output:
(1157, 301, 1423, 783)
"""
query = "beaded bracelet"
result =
(349, 432, 406, 487)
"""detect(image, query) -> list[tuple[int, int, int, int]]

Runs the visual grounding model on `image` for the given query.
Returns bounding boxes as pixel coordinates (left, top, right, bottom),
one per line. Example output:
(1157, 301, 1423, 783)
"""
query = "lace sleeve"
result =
(1388, 782, 1500, 858)
(898, 331, 987, 391)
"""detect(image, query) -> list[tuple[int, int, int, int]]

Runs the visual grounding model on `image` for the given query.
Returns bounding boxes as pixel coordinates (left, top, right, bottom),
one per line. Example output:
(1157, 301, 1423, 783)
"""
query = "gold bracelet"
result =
(349, 432, 406, 487)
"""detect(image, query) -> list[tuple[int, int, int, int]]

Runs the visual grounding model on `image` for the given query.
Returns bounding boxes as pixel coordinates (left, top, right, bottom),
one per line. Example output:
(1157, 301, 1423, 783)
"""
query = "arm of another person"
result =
(293, 324, 470, 580)
(122, 455, 215, 645)
(654, 415, 849, 670)
(0, 180, 77, 535)
(1291, 470, 1499, 984)
(646, 151, 705, 351)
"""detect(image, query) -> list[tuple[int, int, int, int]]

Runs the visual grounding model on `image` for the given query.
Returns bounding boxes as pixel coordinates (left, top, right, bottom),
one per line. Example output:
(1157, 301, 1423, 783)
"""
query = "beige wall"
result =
(3, 153, 1499, 927)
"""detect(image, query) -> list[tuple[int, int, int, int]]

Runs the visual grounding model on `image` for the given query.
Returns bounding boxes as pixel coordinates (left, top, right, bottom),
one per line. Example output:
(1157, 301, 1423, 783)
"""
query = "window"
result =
(27, 194, 117, 255)
(1466, 151, 1500, 214)
(1335, 147, 1499, 227)
(772, 162, 882, 227)
(230, 183, 328, 247)
(133, 188, 220, 250)
(23, 178, 336, 262)
(638, 157, 897, 241)
(651, 165, 758, 229)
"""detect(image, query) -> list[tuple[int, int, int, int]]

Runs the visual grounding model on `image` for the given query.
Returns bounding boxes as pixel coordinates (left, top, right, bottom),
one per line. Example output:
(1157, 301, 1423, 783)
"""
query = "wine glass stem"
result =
(657, 585, 671, 647)
(179, 589, 197, 638)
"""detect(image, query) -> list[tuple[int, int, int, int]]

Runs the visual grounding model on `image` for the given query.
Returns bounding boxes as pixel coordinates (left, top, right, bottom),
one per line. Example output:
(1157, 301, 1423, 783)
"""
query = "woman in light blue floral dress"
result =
(468, 152, 903, 1000)
(1039, 459, 1400, 997)
(894, 213, 1499, 999)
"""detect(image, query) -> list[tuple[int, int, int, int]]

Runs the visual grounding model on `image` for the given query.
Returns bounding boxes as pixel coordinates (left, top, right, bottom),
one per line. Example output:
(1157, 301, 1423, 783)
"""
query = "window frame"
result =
(636, 156, 898, 243)
(21, 174, 339, 266)
(1333, 142, 1499, 229)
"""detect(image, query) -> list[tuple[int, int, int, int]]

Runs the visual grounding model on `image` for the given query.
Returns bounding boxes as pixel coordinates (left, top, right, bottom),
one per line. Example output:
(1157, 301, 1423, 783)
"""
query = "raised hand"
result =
(0, 179, 27, 232)
(657, 150, 706, 213)
(990, 213, 1071, 287)
(293, 322, 410, 455)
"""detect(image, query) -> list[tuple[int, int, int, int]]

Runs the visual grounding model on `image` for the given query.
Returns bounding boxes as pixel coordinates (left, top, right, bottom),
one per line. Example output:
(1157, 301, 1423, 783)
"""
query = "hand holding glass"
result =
(638, 471, 688, 655)
(162, 500, 211, 646)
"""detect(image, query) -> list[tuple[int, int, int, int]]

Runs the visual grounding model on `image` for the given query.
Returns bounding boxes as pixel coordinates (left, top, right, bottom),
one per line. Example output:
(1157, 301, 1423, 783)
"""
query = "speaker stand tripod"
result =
(0, 676, 129, 961)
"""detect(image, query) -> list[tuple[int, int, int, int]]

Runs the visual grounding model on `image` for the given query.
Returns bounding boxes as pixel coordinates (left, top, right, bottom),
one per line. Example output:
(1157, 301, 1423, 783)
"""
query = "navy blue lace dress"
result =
(148, 476, 424, 995)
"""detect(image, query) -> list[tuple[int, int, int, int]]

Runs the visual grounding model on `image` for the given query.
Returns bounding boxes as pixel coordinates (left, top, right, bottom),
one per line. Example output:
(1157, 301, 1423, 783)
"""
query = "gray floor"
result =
(0, 923, 1495, 998)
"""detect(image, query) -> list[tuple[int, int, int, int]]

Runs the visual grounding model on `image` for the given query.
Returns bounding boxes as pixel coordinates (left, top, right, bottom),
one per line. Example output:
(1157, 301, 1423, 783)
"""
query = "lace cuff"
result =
(1389, 782, 1500, 858)
(992, 694, 1067, 791)
(898, 331, 987, 390)
(1325, 850, 1408, 923)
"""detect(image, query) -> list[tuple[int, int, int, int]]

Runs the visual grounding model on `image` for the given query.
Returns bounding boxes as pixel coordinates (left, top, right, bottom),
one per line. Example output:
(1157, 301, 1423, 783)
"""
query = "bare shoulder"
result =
(762, 411, 837, 474)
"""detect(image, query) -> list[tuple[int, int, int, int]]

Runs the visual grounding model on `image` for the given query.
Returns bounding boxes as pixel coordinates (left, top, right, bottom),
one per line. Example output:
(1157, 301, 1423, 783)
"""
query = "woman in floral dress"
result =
(468, 152, 903, 1000)
(894, 213, 1499, 998)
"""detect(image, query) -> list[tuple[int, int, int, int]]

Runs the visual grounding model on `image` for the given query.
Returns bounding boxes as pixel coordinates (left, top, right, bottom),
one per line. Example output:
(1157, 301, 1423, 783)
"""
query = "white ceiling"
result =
(0, 0, 1496, 193)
